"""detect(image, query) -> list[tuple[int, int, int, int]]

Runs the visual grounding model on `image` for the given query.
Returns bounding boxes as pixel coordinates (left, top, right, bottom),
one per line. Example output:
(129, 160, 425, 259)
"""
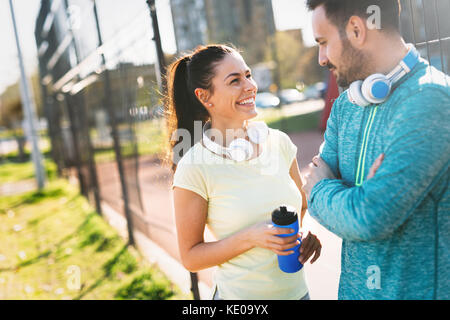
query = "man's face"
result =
(311, 5, 369, 87)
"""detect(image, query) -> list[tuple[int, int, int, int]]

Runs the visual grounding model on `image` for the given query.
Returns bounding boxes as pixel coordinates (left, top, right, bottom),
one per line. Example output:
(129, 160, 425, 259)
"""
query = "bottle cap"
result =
(271, 205, 298, 226)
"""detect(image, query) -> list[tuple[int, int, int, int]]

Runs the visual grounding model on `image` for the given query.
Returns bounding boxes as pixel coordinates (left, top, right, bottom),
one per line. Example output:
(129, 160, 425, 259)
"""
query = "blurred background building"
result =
(204, 0, 276, 65)
(170, 0, 207, 52)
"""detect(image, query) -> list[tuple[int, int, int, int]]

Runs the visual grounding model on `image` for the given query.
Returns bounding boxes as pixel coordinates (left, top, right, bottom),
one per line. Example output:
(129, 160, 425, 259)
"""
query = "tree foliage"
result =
(0, 70, 42, 130)
(267, 30, 326, 89)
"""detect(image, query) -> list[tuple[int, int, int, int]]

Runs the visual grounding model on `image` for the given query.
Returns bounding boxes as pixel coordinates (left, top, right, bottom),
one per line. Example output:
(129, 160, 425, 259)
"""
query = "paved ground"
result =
(0, 138, 49, 156)
(289, 130, 342, 300)
(0, 179, 37, 196)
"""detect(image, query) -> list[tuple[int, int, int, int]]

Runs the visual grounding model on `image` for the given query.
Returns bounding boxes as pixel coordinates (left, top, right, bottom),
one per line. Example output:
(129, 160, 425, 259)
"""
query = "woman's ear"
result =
(194, 88, 213, 108)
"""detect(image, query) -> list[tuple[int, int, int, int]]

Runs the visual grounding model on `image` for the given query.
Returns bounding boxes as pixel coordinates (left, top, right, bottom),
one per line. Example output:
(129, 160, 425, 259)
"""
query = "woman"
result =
(165, 44, 322, 300)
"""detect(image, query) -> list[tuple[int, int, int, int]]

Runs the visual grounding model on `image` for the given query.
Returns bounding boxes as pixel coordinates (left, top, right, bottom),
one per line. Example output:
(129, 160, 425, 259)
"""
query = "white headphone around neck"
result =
(347, 44, 420, 107)
(202, 121, 269, 162)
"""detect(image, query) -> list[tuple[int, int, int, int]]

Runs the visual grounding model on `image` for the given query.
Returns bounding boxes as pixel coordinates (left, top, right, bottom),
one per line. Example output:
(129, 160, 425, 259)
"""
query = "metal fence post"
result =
(146, 0, 201, 300)
(9, 0, 46, 190)
(92, 0, 135, 246)
(62, 0, 102, 216)
(189, 272, 201, 300)
(65, 93, 87, 196)
(146, 0, 167, 91)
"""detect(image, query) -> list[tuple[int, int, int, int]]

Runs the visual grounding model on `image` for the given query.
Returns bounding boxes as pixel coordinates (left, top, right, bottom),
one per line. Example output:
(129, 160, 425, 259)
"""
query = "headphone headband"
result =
(202, 121, 269, 162)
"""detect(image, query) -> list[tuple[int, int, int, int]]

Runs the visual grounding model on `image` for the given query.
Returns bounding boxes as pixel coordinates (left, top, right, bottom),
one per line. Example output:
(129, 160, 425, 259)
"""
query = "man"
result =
(303, 0, 449, 299)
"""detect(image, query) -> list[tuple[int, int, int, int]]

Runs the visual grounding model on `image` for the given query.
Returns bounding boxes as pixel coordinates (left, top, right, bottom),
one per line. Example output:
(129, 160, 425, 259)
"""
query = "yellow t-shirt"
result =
(172, 128, 308, 300)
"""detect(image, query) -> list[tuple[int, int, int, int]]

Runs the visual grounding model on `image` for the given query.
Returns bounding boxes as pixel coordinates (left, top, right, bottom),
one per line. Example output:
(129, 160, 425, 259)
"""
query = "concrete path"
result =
(0, 179, 37, 196)
(289, 130, 342, 300)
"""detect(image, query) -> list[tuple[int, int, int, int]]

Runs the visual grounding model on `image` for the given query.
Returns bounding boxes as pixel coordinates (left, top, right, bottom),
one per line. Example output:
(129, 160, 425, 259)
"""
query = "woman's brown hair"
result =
(164, 44, 236, 170)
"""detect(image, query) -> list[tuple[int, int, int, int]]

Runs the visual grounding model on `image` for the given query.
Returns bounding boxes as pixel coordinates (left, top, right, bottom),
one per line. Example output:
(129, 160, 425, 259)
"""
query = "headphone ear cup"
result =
(361, 74, 391, 105)
(247, 121, 269, 144)
(228, 138, 253, 162)
(348, 80, 370, 107)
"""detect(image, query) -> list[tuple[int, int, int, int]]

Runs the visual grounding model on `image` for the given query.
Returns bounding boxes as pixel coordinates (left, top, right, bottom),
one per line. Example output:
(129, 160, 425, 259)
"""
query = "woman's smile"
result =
(236, 96, 256, 108)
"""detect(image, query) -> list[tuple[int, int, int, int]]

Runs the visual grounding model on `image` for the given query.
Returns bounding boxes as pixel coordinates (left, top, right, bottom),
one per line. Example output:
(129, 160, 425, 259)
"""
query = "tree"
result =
(263, 30, 326, 90)
(0, 70, 42, 160)
(0, 84, 26, 160)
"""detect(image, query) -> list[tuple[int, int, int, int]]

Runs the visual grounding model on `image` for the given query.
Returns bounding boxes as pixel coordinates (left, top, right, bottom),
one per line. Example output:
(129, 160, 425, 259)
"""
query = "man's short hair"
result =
(306, 0, 401, 35)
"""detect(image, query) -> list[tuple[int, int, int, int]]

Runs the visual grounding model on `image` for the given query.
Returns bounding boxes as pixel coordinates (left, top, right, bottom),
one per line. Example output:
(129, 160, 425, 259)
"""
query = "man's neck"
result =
(209, 119, 247, 148)
(368, 38, 409, 76)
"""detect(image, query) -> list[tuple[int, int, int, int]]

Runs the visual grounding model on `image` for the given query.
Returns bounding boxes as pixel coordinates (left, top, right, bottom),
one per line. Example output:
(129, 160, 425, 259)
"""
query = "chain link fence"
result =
(35, 0, 189, 295)
(400, 0, 450, 76)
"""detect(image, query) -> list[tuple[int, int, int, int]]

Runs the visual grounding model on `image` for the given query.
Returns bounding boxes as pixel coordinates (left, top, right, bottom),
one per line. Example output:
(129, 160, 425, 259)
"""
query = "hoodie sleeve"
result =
(308, 88, 450, 241)
(319, 95, 342, 179)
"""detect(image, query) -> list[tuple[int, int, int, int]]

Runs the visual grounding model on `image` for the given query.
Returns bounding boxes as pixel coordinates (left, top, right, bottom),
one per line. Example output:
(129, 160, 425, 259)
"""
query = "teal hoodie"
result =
(309, 58, 449, 300)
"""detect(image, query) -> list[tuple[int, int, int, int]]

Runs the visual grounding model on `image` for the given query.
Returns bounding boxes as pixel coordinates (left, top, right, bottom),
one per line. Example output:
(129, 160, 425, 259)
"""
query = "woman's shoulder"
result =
(267, 127, 293, 145)
(173, 142, 208, 183)
(175, 142, 205, 167)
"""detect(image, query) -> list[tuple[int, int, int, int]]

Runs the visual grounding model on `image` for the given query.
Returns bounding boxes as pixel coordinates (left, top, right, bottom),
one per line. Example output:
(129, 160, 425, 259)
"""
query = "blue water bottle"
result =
(271, 205, 303, 273)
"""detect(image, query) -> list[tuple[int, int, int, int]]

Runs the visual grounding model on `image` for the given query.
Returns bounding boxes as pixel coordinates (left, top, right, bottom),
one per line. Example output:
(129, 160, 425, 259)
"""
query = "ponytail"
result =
(164, 45, 235, 171)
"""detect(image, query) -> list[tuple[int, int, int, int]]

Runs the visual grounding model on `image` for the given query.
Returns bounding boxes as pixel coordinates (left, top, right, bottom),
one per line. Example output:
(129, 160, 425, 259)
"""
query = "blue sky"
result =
(0, 0, 314, 95)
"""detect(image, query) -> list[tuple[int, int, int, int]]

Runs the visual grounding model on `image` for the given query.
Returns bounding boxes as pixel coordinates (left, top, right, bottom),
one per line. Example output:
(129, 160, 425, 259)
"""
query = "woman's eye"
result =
(231, 79, 239, 84)
(246, 74, 252, 79)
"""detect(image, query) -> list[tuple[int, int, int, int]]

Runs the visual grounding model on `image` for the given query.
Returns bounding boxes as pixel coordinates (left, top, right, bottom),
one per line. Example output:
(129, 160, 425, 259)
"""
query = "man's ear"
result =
(345, 15, 367, 48)
(194, 88, 212, 107)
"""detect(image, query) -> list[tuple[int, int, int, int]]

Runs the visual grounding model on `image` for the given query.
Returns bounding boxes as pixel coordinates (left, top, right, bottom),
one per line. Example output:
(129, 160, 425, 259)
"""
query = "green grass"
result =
(0, 160, 187, 300)
(260, 110, 322, 133)
(0, 158, 57, 184)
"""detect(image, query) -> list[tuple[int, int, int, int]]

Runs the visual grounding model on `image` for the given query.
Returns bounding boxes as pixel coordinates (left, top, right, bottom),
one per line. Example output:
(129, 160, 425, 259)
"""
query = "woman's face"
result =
(205, 51, 258, 124)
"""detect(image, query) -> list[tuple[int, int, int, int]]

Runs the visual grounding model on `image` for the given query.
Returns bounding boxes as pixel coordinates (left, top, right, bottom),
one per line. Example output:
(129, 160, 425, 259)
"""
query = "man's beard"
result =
(331, 37, 370, 88)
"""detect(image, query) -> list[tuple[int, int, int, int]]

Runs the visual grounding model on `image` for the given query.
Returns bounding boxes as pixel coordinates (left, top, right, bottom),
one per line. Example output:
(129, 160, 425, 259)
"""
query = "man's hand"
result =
(367, 153, 384, 179)
(303, 153, 385, 201)
(303, 156, 336, 200)
(299, 231, 322, 264)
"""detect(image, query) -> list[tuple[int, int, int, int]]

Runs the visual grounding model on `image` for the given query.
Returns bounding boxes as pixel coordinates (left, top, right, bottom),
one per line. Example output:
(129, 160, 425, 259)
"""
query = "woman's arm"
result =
(173, 187, 300, 272)
(289, 158, 308, 226)
(289, 158, 322, 265)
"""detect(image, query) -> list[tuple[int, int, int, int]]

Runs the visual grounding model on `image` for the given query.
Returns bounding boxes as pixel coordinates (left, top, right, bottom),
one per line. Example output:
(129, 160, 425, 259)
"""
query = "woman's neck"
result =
(209, 119, 248, 147)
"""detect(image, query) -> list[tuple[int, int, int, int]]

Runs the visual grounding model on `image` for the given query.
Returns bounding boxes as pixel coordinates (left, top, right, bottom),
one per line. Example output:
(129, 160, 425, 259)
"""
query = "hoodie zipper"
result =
(355, 105, 379, 187)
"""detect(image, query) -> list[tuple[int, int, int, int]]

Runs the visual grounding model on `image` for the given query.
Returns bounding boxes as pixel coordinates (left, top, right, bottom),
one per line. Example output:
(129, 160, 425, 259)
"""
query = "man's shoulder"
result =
(385, 66, 450, 132)
(334, 61, 450, 110)
(415, 60, 450, 89)
(394, 61, 450, 102)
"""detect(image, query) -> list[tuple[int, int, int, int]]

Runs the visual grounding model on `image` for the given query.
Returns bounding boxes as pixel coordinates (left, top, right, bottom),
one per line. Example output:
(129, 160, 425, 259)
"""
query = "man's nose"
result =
(318, 49, 329, 67)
